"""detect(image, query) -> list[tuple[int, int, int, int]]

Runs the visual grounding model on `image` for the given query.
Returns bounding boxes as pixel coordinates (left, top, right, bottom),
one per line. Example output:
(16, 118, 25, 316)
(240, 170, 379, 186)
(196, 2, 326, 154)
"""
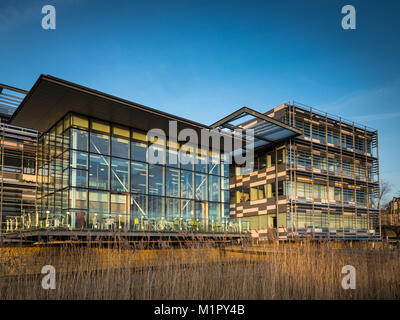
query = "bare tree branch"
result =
(379, 180, 392, 203)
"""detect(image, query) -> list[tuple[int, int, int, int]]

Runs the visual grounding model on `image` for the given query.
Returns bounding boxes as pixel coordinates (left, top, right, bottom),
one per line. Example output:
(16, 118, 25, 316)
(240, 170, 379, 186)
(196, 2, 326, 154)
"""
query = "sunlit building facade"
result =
(224, 103, 380, 239)
(2, 75, 381, 239)
(10, 75, 234, 233)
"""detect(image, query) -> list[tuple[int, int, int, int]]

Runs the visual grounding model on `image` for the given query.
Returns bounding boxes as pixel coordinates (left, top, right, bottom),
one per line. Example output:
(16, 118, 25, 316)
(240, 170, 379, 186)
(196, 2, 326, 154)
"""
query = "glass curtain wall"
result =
(37, 113, 232, 232)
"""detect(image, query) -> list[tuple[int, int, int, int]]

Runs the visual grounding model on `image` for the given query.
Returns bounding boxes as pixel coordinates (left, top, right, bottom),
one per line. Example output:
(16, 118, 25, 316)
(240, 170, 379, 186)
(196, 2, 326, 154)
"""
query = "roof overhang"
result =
(9, 75, 213, 136)
(211, 106, 302, 150)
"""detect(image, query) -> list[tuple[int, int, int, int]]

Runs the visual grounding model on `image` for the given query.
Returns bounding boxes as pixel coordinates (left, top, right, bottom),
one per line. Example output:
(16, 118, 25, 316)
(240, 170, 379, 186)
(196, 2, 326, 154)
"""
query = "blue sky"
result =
(1, 0, 399, 202)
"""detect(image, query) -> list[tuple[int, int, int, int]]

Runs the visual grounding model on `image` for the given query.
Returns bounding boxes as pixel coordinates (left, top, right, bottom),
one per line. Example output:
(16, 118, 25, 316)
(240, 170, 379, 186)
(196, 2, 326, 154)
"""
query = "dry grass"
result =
(0, 240, 399, 299)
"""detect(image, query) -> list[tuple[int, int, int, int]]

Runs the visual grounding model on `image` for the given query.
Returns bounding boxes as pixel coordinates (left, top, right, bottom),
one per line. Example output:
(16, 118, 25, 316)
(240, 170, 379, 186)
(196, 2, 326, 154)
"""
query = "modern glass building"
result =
(3, 75, 381, 240)
(9, 75, 235, 233)
(36, 112, 232, 232)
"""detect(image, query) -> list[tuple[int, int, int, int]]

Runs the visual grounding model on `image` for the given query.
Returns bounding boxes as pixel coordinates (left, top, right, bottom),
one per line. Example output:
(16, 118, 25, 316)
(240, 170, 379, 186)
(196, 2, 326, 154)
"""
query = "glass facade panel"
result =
(131, 193, 147, 224)
(131, 140, 147, 162)
(112, 136, 129, 159)
(131, 161, 147, 194)
(195, 173, 207, 201)
(196, 148, 208, 173)
(70, 128, 88, 151)
(111, 194, 129, 229)
(148, 195, 164, 220)
(209, 175, 220, 202)
(181, 170, 194, 199)
(149, 164, 164, 195)
(70, 151, 88, 169)
(209, 152, 220, 175)
(111, 158, 129, 192)
(70, 168, 87, 188)
(89, 191, 109, 215)
(69, 188, 87, 209)
(180, 144, 195, 171)
(165, 197, 180, 222)
(166, 167, 180, 197)
(89, 154, 110, 190)
(90, 132, 110, 155)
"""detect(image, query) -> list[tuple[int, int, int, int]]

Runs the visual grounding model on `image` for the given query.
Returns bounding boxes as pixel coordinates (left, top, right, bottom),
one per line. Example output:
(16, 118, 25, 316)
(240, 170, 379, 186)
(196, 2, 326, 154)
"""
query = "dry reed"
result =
(0, 240, 399, 300)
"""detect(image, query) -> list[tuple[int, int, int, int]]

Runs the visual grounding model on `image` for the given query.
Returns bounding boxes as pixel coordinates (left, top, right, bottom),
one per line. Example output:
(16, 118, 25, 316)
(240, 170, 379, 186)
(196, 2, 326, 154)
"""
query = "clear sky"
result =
(1, 0, 399, 202)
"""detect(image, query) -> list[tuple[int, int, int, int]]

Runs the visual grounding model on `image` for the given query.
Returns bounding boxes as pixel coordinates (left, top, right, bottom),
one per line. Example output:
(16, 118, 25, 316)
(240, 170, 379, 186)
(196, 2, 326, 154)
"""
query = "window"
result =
(297, 151, 312, 167)
(181, 199, 194, 220)
(181, 170, 194, 199)
(343, 189, 354, 202)
(148, 164, 164, 195)
(221, 153, 230, 177)
(110, 158, 129, 192)
(166, 141, 179, 168)
(166, 167, 180, 197)
(327, 157, 335, 172)
(312, 125, 325, 142)
(4, 155, 21, 171)
(250, 186, 266, 201)
(165, 197, 180, 221)
(278, 180, 285, 196)
(209, 152, 220, 175)
(313, 155, 326, 170)
(327, 130, 339, 145)
(131, 194, 147, 221)
(70, 169, 87, 188)
(23, 158, 36, 174)
(70, 128, 88, 151)
(313, 184, 327, 199)
(69, 188, 87, 209)
(89, 154, 110, 190)
(89, 191, 109, 215)
(196, 148, 208, 173)
(334, 187, 341, 201)
(230, 189, 236, 204)
(112, 136, 129, 159)
(296, 120, 310, 138)
(131, 140, 147, 162)
(209, 175, 220, 201)
(342, 134, 353, 149)
(180, 144, 195, 171)
(195, 173, 207, 201)
(241, 188, 250, 202)
(267, 152, 276, 167)
(356, 190, 366, 204)
(70, 151, 88, 169)
(250, 187, 258, 201)
(148, 195, 164, 220)
(355, 137, 365, 152)
(111, 194, 128, 215)
(131, 161, 147, 194)
(90, 132, 110, 155)
(277, 149, 285, 164)
(342, 161, 353, 176)
(208, 203, 220, 223)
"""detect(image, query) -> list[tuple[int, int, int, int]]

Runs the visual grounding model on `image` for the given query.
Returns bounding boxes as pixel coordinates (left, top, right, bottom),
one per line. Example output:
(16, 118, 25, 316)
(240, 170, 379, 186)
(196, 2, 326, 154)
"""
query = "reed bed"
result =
(0, 240, 399, 299)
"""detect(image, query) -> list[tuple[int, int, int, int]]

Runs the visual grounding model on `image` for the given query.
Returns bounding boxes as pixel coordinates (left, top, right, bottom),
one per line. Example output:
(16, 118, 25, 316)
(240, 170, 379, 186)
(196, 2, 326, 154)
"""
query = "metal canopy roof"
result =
(0, 84, 27, 119)
(9, 75, 213, 135)
(211, 107, 302, 150)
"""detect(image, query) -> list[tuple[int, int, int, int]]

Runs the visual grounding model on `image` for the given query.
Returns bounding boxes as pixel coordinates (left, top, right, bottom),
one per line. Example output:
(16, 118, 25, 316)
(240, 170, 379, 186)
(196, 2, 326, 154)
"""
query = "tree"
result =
(379, 180, 392, 205)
